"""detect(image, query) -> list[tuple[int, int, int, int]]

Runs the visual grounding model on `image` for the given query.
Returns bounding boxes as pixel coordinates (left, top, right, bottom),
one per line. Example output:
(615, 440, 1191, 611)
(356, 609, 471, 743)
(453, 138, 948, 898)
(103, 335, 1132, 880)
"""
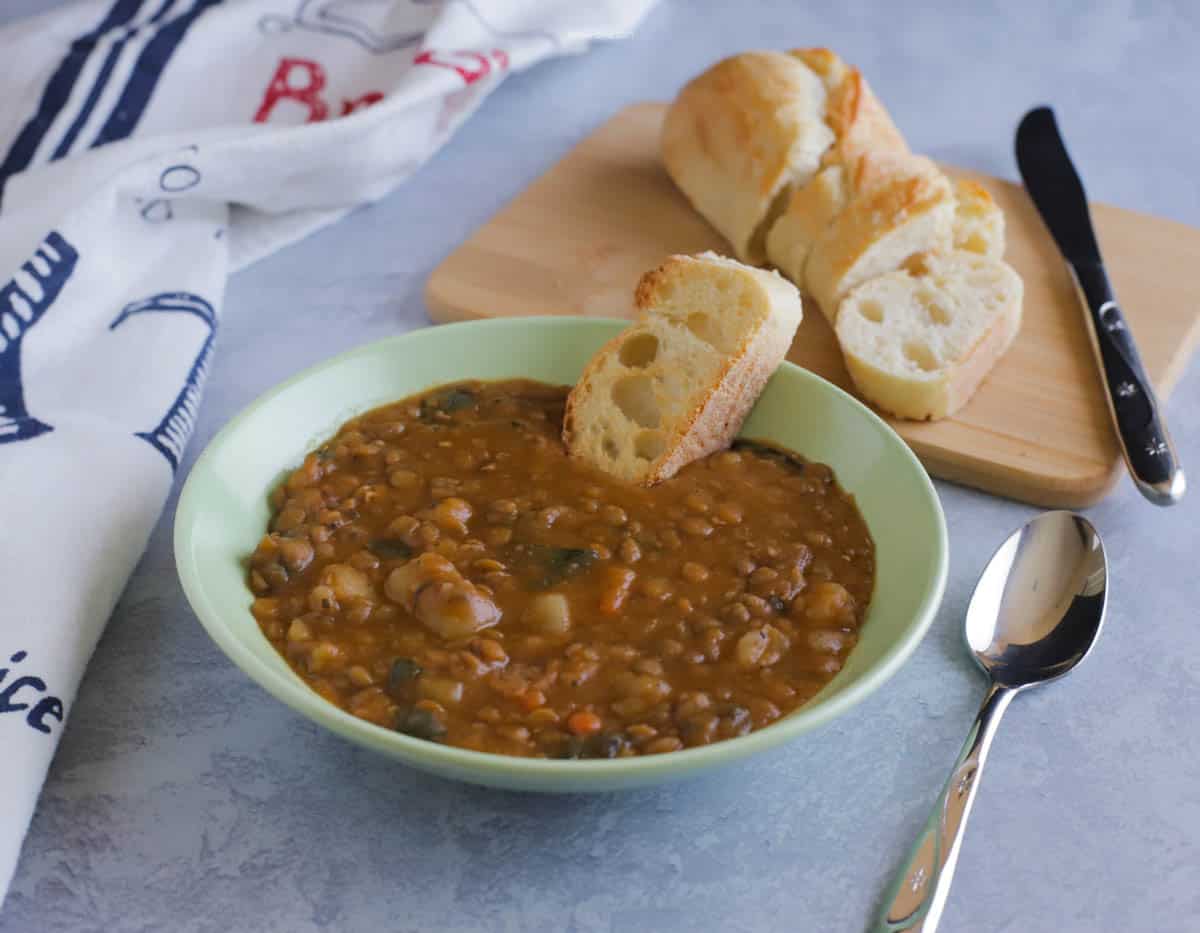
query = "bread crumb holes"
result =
(687, 312, 723, 349)
(915, 290, 950, 325)
(611, 372, 661, 428)
(619, 332, 659, 368)
(903, 341, 939, 372)
(634, 430, 666, 461)
(858, 300, 884, 323)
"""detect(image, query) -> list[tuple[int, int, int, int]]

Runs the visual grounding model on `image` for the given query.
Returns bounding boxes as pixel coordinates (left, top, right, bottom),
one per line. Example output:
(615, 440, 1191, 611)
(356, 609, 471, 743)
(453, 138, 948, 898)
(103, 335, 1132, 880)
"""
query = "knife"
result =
(1015, 106, 1185, 506)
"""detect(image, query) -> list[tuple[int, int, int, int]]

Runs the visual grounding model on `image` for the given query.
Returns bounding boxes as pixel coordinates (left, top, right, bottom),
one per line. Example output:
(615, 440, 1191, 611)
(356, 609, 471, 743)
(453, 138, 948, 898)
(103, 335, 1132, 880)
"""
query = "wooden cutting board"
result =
(426, 103, 1200, 507)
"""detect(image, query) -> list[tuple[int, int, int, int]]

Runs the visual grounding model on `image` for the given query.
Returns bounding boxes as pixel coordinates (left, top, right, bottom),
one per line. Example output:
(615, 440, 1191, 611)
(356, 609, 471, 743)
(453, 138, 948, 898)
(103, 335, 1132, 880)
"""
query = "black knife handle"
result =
(1071, 260, 1185, 505)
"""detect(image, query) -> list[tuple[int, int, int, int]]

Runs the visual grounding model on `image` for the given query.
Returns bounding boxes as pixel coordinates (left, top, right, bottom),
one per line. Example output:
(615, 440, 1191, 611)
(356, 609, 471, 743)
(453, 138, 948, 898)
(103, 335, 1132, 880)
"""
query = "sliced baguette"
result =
(951, 178, 1006, 258)
(835, 250, 1023, 420)
(766, 50, 909, 288)
(791, 47, 908, 164)
(764, 163, 847, 292)
(804, 152, 955, 323)
(765, 143, 928, 293)
(563, 252, 803, 485)
(660, 52, 835, 264)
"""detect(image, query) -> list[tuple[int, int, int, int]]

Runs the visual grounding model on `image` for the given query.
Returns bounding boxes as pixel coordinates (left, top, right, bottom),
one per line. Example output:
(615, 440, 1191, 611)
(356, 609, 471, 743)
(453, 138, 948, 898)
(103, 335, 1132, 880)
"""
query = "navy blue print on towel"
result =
(137, 160, 203, 224)
(109, 292, 215, 471)
(93, 0, 226, 147)
(0, 651, 65, 736)
(50, 0, 176, 160)
(159, 163, 201, 192)
(0, 0, 143, 197)
(0, 232, 80, 445)
(140, 199, 173, 223)
(0, 0, 223, 204)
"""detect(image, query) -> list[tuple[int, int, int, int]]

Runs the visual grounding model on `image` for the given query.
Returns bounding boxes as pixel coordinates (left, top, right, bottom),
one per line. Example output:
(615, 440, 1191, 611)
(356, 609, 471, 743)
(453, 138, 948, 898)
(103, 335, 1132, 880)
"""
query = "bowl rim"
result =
(175, 316, 948, 783)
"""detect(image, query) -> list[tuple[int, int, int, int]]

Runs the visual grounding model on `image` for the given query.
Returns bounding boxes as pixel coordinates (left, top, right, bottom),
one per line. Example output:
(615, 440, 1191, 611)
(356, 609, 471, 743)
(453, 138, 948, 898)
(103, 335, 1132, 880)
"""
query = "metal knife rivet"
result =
(1146, 440, 1169, 457)
(1098, 302, 1124, 331)
(910, 866, 927, 893)
(1116, 381, 1137, 398)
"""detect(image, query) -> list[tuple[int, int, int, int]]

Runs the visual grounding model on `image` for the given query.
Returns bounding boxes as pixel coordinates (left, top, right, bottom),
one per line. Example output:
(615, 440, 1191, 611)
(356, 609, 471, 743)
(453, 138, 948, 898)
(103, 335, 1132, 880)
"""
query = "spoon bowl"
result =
(877, 511, 1109, 932)
(965, 511, 1108, 688)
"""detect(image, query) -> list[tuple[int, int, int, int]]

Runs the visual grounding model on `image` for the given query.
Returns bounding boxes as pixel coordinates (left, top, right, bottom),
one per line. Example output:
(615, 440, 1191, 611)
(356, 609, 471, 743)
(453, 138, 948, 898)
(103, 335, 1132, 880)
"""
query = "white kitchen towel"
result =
(0, 0, 656, 903)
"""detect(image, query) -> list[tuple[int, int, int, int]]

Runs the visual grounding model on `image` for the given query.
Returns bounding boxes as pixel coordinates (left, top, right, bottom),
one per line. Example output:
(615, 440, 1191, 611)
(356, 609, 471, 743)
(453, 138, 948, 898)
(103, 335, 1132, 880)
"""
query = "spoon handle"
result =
(873, 683, 1018, 932)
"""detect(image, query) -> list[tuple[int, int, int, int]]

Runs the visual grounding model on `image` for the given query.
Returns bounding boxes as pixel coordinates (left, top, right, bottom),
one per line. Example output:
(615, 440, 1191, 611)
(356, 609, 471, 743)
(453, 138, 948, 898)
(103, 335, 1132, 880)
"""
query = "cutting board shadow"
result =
(427, 103, 1200, 507)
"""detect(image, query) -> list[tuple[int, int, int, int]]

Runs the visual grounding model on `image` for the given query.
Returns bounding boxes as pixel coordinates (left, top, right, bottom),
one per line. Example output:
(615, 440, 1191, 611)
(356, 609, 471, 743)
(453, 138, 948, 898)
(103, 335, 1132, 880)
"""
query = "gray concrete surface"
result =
(1, 1, 1198, 930)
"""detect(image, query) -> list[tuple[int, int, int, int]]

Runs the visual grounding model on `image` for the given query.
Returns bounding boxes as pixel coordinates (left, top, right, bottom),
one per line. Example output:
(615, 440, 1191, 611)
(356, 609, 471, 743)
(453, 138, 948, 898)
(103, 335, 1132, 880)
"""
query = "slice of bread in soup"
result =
(564, 252, 803, 485)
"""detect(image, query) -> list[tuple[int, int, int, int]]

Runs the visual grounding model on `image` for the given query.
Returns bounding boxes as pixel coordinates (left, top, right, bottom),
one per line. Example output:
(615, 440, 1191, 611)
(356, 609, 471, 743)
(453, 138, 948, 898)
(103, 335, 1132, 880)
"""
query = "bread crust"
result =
(805, 153, 955, 321)
(661, 52, 834, 263)
(791, 49, 908, 164)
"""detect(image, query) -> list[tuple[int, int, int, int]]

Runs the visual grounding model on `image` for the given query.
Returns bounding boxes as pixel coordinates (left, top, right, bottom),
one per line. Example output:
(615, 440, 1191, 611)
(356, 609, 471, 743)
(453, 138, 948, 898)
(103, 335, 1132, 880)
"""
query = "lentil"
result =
(249, 380, 873, 759)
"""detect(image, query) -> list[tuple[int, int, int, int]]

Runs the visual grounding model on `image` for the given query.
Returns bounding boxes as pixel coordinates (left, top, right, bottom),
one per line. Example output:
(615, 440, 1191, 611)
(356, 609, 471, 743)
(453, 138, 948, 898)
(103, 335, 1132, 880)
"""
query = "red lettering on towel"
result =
(415, 48, 509, 86)
(341, 92, 384, 115)
(254, 57, 329, 123)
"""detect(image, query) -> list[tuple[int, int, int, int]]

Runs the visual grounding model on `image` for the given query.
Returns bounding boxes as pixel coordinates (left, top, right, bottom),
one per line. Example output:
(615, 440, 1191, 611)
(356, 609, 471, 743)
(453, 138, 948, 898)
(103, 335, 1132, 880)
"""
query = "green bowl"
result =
(175, 317, 947, 791)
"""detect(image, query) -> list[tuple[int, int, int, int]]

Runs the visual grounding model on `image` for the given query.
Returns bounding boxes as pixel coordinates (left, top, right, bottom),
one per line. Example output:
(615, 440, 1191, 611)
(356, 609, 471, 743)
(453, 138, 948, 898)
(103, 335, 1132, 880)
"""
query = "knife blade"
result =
(1015, 106, 1185, 506)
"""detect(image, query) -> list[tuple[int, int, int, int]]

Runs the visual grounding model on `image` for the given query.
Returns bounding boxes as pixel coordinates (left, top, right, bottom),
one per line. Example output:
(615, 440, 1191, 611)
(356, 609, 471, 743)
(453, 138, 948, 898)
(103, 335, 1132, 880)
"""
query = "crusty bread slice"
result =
(951, 179, 1006, 258)
(765, 142, 928, 293)
(563, 252, 803, 485)
(764, 164, 847, 289)
(661, 52, 835, 264)
(835, 250, 1023, 420)
(804, 153, 955, 324)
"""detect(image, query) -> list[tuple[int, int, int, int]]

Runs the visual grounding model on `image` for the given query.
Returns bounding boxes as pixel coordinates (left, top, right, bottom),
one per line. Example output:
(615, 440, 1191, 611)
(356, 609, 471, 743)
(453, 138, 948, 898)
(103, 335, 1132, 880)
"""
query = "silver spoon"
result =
(874, 511, 1108, 932)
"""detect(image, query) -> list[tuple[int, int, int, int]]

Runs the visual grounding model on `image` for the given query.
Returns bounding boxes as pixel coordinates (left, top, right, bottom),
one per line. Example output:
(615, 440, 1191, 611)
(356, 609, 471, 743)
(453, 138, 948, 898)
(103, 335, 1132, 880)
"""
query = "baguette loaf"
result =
(835, 250, 1023, 419)
(662, 48, 1022, 422)
(563, 252, 803, 484)
(661, 52, 835, 264)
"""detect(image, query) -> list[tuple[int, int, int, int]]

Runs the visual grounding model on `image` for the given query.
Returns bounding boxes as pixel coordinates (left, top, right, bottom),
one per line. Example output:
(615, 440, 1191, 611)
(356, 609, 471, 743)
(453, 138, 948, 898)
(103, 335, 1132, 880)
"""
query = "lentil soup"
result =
(248, 380, 874, 759)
